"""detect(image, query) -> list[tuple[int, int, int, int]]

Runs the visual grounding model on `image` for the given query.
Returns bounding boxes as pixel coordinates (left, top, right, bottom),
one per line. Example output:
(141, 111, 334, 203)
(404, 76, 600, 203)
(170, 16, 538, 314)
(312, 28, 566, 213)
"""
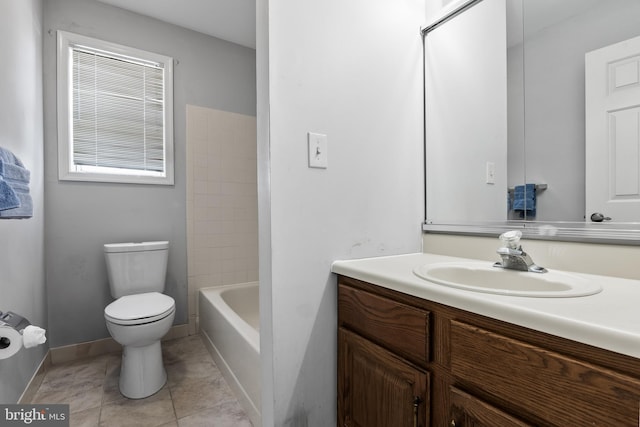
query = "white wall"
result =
(0, 0, 47, 403)
(426, 0, 469, 22)
(425, 0, 508, 223)
(258, 0, 425, 424)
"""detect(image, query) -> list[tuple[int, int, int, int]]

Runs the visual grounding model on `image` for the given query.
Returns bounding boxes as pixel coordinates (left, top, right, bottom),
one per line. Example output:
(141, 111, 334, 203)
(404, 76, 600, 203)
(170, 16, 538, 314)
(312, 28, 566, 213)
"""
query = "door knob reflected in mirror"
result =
(590, 213, 612, 222)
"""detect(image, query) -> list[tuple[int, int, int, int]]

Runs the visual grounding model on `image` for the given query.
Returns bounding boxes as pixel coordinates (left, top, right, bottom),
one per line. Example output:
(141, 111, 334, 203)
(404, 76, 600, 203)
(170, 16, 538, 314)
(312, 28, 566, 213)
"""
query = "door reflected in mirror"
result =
(424, 0, 640, 228)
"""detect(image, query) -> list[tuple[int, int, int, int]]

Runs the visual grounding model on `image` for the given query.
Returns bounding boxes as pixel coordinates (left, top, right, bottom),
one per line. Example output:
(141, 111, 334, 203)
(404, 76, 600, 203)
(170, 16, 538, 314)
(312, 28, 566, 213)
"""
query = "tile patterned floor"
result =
(29, 335, 253, 427)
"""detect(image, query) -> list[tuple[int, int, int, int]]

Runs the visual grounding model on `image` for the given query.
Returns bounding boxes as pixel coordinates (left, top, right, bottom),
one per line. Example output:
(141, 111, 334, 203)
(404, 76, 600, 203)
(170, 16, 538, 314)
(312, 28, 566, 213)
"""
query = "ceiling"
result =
(97, 0, 256, 49)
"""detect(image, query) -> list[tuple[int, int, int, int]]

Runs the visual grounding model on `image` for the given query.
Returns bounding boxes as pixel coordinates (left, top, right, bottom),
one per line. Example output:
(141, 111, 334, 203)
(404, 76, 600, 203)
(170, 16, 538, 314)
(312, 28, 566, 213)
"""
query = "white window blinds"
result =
(72, 47, 165, 173)
(57, 31, 174, 185)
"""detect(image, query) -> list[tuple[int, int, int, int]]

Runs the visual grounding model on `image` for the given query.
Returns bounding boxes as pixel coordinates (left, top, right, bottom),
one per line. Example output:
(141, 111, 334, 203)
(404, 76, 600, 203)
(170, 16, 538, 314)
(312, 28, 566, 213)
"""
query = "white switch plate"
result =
(486, 161, 495, 184)
(308, 132, 328, 169)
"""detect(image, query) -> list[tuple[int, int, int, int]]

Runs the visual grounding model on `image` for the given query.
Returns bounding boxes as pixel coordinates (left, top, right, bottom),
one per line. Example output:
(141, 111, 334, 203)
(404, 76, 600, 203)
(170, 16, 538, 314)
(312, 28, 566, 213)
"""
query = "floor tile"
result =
(28, 335, 253, 427)
(170, 374, 236, 419)
(101, 354, 123, 405)
(99, 387, 175, 427)
(166, 355, 221, 389)
(177, 399, 252, 427)
(32, 384, 103, 414)
(164, 335, 222, 389)
(69, 406, 101, 427)
(162, 335, 209, 363)
(38, 356, 108, 393)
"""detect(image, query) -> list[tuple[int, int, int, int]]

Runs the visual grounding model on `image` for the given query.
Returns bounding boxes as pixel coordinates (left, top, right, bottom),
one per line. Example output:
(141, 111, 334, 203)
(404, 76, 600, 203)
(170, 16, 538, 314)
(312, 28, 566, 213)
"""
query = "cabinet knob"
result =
(450, 420, 457, 427)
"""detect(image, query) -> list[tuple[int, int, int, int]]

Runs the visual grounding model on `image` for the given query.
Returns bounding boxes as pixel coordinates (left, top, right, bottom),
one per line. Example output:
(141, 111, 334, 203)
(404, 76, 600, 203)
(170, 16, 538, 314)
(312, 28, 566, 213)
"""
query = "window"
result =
(57, 31, 174, 185)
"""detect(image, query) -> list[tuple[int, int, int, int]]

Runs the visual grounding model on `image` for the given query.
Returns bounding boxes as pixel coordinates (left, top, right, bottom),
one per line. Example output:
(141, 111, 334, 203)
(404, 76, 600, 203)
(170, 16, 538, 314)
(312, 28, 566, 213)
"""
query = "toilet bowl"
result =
(103, 241, 175, 399)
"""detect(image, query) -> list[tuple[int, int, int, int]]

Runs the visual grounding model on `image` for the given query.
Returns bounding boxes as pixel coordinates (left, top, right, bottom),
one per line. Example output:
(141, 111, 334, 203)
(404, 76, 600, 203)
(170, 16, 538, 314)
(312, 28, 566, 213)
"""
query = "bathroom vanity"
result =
(333, 253, 640, 426)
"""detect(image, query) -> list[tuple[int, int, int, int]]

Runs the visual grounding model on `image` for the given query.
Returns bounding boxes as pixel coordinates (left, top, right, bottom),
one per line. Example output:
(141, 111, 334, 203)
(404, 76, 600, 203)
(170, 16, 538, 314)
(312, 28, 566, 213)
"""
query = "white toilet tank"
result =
(104, 241, 169, 298)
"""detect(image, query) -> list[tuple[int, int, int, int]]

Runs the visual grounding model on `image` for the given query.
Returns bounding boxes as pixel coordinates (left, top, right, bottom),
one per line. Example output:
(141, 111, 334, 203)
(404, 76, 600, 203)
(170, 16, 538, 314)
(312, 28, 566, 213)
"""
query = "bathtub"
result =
(199, 282, 260, 426)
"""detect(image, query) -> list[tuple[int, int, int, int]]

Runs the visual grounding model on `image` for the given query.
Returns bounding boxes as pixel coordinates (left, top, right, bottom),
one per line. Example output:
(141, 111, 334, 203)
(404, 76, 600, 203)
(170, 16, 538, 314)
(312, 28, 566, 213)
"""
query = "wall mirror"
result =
(423, 0, 640, 243)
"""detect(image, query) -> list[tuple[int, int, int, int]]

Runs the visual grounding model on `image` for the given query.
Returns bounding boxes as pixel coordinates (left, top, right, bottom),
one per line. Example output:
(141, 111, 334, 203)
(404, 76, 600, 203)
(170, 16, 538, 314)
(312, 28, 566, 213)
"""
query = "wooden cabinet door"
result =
(449, 387, 532, 427)
(338, 327, 429, 427)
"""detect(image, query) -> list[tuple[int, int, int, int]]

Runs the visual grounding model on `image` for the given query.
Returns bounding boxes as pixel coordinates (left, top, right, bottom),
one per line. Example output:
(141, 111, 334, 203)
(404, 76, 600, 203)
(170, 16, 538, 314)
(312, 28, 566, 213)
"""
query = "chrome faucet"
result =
(493, 230, 547, 273)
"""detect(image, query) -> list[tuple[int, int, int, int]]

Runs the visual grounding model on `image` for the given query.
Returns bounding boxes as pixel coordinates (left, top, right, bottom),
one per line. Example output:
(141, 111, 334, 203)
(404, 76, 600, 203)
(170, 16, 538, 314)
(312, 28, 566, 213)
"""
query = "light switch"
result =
(308, 132, 328, 169)
(486, 161, 495, 184)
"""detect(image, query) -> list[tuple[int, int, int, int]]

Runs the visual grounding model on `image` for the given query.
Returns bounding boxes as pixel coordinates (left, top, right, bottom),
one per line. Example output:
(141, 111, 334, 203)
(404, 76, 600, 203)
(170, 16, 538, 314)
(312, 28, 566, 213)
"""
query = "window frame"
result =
(56, 31, 175, 185)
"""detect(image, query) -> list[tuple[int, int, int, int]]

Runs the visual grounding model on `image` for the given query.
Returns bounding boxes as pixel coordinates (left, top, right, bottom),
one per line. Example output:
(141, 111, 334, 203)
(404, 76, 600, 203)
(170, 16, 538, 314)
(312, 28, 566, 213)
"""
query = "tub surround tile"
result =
(186, 105, 258, 326)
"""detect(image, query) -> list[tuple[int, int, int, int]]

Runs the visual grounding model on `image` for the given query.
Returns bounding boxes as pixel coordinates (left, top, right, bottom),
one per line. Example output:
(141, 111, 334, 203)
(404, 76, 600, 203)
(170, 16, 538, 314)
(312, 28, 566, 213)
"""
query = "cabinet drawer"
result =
(450, 386, 531, 427)
(450, 320, 640, 426)
(338, 283, 429, 365)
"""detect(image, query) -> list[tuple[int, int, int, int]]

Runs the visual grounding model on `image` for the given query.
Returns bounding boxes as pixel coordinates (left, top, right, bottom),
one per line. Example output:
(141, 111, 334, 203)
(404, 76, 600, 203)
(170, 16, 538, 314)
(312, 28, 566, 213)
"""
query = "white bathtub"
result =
(199, 282, 260, 426)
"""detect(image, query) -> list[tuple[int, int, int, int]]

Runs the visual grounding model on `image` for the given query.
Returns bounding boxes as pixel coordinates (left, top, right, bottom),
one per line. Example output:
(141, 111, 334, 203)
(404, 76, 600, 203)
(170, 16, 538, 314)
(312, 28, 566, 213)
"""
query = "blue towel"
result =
(3, 177, 29, 193)
(512, 183, 536, 217)
(0, 159, 30, 182)
(0, 177, 20, 211)
(0, 191, 33, 219)
(0, 147, 33, 219)
(0, 148, 25, 168)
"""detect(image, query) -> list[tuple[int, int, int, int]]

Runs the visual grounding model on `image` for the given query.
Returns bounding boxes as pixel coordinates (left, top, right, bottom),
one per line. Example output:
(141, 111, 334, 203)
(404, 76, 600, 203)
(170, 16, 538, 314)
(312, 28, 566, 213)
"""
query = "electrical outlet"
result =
(308, 132, 328, 169)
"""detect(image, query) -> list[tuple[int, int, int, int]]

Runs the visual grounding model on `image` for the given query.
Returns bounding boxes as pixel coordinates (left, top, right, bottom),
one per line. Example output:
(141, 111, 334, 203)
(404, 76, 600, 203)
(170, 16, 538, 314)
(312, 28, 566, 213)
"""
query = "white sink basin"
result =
(413, 262, 602, 297)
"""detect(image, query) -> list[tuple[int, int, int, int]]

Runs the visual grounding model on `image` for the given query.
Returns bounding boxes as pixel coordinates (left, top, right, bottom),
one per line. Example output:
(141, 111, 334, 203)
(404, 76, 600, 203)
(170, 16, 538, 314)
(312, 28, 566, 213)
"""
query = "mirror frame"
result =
(421, 0, 640, 245)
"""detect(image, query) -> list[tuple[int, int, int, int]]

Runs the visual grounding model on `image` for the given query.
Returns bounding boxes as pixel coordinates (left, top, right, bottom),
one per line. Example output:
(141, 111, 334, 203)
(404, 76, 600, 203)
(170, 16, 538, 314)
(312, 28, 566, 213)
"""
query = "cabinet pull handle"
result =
(413, 396, 423, 427)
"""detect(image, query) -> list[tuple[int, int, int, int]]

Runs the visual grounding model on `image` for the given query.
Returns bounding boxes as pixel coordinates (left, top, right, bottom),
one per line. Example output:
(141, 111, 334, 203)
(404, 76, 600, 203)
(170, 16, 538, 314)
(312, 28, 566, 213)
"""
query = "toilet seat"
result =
(105, 292, 175, 326)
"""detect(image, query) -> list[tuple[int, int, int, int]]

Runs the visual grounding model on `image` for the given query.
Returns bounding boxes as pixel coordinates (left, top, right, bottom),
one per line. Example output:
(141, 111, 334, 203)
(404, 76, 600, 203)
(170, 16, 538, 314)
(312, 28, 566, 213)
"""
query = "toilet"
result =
(103, 241, 176, 399)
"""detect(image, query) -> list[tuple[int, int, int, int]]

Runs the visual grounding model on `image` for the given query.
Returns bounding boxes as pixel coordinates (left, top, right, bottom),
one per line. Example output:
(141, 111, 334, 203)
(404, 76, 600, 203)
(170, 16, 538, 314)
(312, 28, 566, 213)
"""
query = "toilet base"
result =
(119, 340, 167, 399)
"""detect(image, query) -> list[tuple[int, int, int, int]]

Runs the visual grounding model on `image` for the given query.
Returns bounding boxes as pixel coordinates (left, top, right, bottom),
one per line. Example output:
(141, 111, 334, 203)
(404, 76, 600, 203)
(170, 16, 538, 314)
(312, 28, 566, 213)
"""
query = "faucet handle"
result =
(499, 230, 522, 249)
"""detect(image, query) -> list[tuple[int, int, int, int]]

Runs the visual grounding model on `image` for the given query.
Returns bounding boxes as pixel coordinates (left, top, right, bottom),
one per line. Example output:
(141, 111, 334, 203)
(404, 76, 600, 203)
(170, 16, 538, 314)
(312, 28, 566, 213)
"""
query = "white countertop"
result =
(332, 252, 640, 359)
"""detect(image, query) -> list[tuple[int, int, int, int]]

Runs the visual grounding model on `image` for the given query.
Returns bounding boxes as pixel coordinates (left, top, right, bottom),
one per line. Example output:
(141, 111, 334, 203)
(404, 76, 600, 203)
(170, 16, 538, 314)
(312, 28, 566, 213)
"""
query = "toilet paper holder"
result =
(0, 311, 31, 349)
(0, 310, 31, 330)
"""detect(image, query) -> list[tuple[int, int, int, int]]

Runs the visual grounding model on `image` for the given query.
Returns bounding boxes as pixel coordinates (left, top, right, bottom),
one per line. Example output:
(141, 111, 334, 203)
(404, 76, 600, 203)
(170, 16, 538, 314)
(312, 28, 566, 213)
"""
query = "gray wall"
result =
(43, 0, 256, 347)
(0, 0, 47, 403)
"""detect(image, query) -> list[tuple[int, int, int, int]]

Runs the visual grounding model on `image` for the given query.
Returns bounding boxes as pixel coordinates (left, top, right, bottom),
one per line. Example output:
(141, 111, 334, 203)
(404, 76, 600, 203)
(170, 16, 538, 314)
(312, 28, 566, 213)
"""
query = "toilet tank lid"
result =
(104, 241, 169, 253)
